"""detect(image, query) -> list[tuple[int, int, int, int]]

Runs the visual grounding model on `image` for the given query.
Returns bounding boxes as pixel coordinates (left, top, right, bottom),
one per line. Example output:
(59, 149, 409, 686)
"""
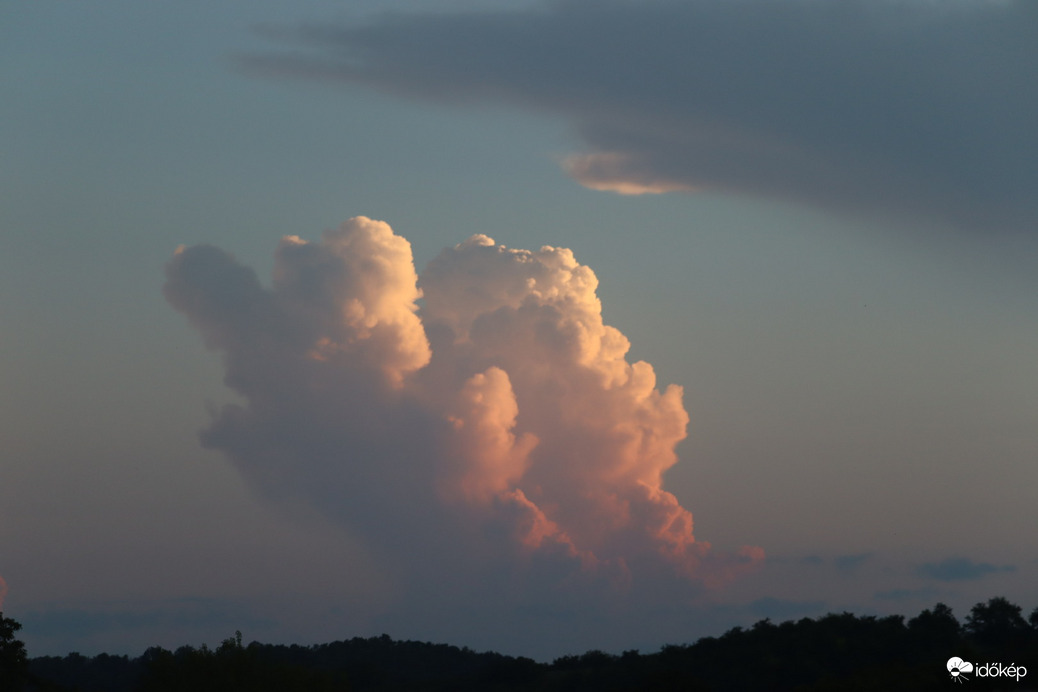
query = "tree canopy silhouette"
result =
(21, 597, 1038, 691)
(0, 613, 29, 692)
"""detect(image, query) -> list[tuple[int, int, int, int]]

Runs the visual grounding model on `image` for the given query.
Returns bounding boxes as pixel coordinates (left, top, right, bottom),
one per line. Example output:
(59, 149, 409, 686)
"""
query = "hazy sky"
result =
(2, 0, 1036, 660)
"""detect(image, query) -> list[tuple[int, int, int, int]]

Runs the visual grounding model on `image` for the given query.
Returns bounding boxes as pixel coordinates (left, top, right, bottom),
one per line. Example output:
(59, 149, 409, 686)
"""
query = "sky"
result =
(2, 0, 1037, 661)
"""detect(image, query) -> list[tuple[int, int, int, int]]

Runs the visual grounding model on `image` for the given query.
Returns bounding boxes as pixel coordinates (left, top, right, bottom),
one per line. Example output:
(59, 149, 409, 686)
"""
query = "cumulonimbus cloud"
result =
(165, 217, 762, 613)
(241, 0, 1038, 233)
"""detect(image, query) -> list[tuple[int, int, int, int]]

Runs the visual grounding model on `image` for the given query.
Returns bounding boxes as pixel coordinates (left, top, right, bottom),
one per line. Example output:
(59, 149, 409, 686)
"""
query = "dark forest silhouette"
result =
(4, 597, 1037, 691)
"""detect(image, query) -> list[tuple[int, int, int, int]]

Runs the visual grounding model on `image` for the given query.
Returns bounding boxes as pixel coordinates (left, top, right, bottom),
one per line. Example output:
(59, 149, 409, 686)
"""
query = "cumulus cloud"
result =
(165, 217, 761, 633)
(241, 0, 1038, 233)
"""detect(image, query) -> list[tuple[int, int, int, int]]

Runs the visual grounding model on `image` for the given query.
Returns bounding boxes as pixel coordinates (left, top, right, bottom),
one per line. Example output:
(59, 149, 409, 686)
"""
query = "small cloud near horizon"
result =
(874, 587, 938, 602)
(917, 557, 1016, 582)
(834, 553, 872, 572)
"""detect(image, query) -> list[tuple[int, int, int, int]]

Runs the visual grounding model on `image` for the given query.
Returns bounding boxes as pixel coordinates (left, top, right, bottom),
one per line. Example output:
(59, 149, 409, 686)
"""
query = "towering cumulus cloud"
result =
(166, 217, 761, 623)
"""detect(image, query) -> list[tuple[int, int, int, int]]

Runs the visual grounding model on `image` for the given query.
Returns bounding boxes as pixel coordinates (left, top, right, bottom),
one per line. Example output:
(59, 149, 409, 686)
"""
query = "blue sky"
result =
(2, 0, 1036, 660)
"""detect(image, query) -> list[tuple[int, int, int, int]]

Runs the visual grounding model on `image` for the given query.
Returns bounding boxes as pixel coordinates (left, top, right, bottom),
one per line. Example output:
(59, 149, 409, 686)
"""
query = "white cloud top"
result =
(165, 217, 762, 611)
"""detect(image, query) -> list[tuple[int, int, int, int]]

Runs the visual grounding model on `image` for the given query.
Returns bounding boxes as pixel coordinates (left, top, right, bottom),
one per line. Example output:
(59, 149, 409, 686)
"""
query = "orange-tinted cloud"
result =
(165, 217, 761, 609)
(0, 574, 7, 611)
(563, 153, 699, 196)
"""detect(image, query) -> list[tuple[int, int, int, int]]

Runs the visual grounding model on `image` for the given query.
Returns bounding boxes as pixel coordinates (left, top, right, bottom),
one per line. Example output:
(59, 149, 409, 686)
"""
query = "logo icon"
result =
(947, 657, 973, 683)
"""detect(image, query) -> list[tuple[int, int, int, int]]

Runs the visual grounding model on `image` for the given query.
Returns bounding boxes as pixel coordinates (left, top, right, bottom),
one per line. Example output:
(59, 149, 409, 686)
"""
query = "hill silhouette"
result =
(9, 597, 1038, 691)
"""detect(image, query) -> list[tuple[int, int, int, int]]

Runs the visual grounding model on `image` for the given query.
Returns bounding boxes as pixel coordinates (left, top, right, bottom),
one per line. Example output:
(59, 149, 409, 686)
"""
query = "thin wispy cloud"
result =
(834, 553, 872, 572)
(242, 0, 1038, 233)
(24, 599, 274, 640)
(874, 587, 938, 602)
(918, 557, 1017, 582)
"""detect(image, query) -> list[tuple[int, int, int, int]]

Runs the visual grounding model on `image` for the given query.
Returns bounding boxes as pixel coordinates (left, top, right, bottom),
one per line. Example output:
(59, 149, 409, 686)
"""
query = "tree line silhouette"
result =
(2, 597, 1036, 691)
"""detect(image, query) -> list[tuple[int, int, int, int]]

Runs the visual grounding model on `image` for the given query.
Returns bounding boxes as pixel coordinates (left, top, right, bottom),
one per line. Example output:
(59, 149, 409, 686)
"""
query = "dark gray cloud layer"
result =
(243, 0, 1038, 233)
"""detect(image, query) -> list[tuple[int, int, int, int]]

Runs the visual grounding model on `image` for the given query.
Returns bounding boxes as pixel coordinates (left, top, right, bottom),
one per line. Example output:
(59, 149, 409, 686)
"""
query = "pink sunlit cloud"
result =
(165, 217, 762, 613)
